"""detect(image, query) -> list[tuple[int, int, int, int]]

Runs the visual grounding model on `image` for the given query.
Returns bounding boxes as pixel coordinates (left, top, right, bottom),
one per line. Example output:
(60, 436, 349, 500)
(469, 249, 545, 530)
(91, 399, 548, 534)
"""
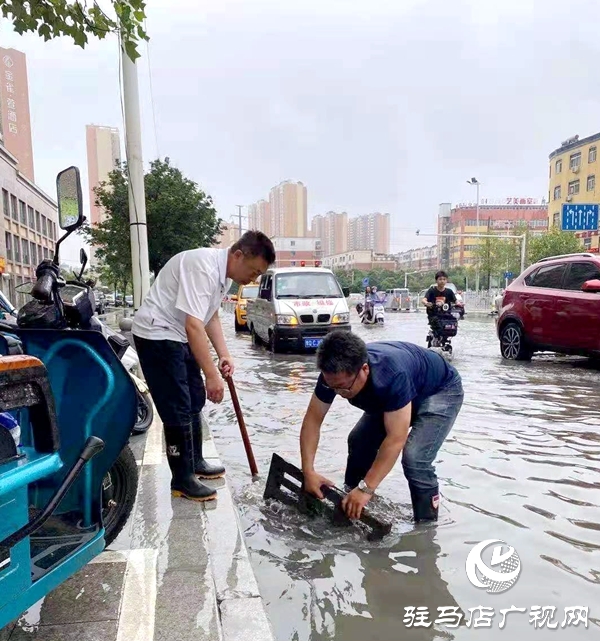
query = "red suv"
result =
(497, 253, 600, 360)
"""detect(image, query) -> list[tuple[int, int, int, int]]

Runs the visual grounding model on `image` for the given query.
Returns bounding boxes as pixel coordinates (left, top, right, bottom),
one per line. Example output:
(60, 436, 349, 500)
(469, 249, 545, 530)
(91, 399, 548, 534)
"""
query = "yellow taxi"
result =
(234, 281, 260, 332)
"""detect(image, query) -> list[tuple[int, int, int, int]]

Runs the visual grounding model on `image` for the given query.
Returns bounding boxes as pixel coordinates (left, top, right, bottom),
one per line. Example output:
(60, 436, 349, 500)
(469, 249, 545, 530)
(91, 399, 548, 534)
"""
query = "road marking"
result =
(143, 410, 164, 465)
(116, 548, 158, 641)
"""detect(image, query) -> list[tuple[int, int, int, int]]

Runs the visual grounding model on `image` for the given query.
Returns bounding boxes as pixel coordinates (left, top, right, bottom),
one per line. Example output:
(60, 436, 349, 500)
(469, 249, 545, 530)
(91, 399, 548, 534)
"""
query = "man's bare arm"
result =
(363, 403, 411, 491)
(186, 315, 224, 403)
(205, 311, 230, 360)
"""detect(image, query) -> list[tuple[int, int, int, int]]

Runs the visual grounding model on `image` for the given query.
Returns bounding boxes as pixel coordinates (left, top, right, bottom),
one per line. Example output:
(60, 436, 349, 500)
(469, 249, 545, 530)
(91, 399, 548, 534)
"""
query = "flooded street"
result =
(207, 310, 600, 641)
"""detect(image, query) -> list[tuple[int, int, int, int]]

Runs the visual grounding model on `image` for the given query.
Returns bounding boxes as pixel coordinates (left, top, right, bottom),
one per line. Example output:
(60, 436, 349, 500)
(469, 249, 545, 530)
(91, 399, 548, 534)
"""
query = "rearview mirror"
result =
(581, 278, 600, 293)
(342, 286, 350, 297)
(57, 166, 84, 231)
(80, 248, 87, 265)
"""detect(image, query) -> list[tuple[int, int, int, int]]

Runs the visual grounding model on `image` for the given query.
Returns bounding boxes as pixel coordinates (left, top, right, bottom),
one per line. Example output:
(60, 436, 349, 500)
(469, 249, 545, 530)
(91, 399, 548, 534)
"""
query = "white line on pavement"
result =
(143, 409, 164, 465)
(116, 548, 158, 641)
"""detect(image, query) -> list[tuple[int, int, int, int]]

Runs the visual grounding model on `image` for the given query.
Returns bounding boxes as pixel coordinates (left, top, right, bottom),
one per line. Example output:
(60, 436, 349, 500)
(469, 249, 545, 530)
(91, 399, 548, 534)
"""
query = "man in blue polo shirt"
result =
(299, 330, 464, 522)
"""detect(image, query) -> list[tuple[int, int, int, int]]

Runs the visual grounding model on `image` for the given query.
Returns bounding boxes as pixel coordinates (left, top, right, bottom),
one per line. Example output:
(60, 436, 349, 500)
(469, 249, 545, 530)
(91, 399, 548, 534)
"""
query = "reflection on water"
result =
(209, 313, 600, 640)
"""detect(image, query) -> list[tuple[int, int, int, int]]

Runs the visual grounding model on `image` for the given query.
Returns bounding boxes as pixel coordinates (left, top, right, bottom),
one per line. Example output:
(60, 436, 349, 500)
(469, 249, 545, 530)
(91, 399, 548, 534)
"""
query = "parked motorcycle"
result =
(12, 258, 153, 435)
(0, 167, 139, 630)
(356, 300, 385, 325)
(426, 302, 459, 356)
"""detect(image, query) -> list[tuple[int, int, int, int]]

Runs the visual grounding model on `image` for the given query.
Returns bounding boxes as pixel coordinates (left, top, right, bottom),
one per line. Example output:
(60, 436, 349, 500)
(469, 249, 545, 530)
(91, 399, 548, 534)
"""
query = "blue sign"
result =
(362, 277, 370, 287)
(504, 271, 514, 279)
(561, 204, 599, 231)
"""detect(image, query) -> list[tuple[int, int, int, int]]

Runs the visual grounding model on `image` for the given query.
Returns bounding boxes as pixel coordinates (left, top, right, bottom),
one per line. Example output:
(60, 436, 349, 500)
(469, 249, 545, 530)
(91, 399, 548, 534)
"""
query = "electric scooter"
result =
(0, 167, 138, 630)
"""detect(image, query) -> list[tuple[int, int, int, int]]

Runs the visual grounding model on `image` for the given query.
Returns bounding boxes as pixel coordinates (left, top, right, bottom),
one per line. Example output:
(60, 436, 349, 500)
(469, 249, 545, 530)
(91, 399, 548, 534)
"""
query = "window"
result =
(525, 263, 567, 288)
(28, 205, 34, 228)
(589, 147, 597, 163)
(19, 200, 26, 224)
(43, 246, 49, 259)
(42, 215, 48, 236)
(35, 210, 41, 232)
(568, 180, 580, 195)
(587, 175, 595, 191)
(569, 152, 581, 170)
(553, 185, 561, 200)
(14, 235, 20, 262)
(5, 233, 12, 261)
(555, 159, 562, 173)
(563, 262, 600, 290)
(30, 241, 37, 266)
(583, 238, 592, 250)
(290, 240, 296, 247)
(553, 212, 560, 227)
(2, 190, 9, 218)
(21, 238, 29, 264)
(10, 195, 17, 221)
(52, 222, 56, 240)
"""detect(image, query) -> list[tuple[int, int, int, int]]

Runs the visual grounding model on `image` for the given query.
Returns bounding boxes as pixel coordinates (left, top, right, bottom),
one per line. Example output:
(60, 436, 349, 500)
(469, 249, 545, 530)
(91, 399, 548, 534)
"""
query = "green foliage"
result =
(527, 226, 584, 264)
(0, 0, 149, 60)
(81, 158, 223, 287)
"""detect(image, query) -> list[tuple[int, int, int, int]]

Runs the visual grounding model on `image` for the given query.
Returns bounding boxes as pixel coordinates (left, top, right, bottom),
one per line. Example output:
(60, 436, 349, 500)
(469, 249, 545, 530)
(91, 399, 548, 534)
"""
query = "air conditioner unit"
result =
(566, 195, 573, 201)
(573, 165, 580, 173)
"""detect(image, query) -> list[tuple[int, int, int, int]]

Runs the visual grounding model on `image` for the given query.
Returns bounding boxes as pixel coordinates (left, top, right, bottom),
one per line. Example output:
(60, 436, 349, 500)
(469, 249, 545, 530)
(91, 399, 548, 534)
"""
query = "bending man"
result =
(300, 331, 463, 521)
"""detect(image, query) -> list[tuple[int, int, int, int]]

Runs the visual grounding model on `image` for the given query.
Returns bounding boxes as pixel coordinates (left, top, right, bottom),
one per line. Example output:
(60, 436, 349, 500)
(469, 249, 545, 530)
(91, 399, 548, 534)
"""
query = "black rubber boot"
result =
(409, 484, 439, 523)
(191, 414, 226, 479)
(165, 425, 217, 502)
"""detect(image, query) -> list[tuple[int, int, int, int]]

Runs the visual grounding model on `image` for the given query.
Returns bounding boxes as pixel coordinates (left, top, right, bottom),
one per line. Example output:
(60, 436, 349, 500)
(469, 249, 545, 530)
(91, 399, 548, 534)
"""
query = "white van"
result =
(245, 267, 351, 352)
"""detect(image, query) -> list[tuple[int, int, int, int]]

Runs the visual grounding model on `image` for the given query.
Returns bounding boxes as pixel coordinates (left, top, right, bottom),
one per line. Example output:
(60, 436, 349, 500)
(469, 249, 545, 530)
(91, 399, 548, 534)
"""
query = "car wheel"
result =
(251, 325, 262, 346)
(500, 322, 533, 361)
(268, 331, 281, 353)
(235, 317, 243, 332)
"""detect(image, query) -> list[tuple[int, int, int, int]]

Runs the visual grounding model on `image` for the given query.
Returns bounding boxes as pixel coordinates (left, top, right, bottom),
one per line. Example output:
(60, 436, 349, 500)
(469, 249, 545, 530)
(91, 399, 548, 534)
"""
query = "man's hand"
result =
(206, 372, 225, 403)
(342, 488, 372, 520)
(303, 470, 334, 499)
(219, 355, 235, 378)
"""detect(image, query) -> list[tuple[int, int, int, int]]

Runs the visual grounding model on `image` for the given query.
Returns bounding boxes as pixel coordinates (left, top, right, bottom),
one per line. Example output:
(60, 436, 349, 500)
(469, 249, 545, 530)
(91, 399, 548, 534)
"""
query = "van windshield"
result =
(275, 273, 343, 298)
(241, 285, 259, 299)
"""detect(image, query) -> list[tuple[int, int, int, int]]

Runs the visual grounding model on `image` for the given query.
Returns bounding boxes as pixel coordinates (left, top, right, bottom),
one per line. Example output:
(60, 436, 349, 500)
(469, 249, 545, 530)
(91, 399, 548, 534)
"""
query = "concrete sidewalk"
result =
(1, 415, 275, 641)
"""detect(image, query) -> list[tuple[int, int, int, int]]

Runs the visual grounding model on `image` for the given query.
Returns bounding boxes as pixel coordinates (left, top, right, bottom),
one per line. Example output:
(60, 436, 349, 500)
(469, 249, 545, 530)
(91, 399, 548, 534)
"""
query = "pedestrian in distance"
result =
(299, 331, 464, 522)
(132, 231, 276, 502)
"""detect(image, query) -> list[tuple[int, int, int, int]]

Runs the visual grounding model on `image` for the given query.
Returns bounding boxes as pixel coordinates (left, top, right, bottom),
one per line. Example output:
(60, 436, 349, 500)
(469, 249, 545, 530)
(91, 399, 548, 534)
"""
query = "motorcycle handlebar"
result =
(31, 271, 56, 302)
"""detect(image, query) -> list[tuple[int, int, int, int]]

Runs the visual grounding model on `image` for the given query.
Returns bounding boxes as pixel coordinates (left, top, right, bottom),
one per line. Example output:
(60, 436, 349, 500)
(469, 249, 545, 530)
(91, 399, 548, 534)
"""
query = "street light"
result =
(467, 177, 481, 291)
(404, 270, 419, 288)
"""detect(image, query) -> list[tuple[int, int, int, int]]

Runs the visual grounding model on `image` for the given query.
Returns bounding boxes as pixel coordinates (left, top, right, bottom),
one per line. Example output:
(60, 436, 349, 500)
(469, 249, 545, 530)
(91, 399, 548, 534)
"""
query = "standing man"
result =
(421, 271, 457, 333)
(299, 331, 463, 522)
(132, 231, 275, 502)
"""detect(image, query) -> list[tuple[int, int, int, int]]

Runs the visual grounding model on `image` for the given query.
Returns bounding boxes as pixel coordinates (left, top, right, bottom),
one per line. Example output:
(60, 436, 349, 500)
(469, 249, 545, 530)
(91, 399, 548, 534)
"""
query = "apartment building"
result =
(0, 145, 58, 303)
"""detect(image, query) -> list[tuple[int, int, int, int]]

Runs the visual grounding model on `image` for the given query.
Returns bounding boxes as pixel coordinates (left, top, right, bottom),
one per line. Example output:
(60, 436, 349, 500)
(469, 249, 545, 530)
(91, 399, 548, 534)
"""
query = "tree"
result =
(1, 0, 149, 60)
(527, 226, 583, 265)
(82, 158, 223, 282)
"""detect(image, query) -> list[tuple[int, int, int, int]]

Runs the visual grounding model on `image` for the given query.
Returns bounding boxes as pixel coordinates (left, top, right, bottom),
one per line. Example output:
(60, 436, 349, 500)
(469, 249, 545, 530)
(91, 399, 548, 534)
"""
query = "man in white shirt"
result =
(132, 231, 275, 502)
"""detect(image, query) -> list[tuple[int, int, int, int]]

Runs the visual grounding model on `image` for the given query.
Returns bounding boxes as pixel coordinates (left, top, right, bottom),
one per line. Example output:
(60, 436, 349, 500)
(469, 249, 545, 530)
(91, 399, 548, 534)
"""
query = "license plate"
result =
(304, 338, 322, 349)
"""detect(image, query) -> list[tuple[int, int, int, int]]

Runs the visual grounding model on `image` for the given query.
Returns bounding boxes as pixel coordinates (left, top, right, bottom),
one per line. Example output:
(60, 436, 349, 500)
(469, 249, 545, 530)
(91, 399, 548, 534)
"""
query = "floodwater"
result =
(207, 310, 600, 641)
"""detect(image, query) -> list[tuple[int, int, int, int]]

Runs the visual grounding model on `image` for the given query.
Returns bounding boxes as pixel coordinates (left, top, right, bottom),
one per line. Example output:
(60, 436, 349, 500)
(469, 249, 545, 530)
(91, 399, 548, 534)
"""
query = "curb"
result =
(201, 416, 275, 641)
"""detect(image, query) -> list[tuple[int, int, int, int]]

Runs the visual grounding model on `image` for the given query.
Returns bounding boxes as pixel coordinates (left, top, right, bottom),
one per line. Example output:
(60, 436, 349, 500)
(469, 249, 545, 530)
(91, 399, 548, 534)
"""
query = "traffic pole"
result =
(121, 39, 151, 309)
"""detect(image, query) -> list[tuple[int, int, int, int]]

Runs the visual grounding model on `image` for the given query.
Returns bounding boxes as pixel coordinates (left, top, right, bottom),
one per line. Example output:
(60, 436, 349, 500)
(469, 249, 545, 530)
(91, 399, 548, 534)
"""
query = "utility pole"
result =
(121, 40, 150, 310)
(236, 205, 244, 238)
(467, 177, 481, 292)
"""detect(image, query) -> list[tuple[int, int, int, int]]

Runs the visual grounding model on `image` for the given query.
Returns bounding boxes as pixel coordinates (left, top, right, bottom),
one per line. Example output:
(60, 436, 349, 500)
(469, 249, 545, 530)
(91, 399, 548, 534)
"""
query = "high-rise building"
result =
(248, 199, 271, 236)
(348, 212, 390, 254)
(0, 48, 35, 182)
(311, 211, 348, 256)
(548, 132, 599, 253)
(269, 180, 307, 237)
(86, 125, 121, 227)
(213, 222, 240, 249)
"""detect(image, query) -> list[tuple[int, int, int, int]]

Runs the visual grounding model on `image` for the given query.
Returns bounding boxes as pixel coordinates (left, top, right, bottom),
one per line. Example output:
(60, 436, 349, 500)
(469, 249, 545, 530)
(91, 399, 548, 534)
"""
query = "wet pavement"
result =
(206, 309, 600, 641)
(1, 416, 273, 641)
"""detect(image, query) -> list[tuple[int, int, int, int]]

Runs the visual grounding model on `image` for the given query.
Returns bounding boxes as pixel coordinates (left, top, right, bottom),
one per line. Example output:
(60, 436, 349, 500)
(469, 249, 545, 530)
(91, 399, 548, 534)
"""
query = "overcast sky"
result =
(2, 0, 600, 263)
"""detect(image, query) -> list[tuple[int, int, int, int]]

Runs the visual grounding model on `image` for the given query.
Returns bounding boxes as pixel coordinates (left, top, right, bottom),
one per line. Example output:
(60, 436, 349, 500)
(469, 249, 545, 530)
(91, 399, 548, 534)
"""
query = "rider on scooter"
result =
(364, 286, 374, 322)
(421, 271, 457, 334)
